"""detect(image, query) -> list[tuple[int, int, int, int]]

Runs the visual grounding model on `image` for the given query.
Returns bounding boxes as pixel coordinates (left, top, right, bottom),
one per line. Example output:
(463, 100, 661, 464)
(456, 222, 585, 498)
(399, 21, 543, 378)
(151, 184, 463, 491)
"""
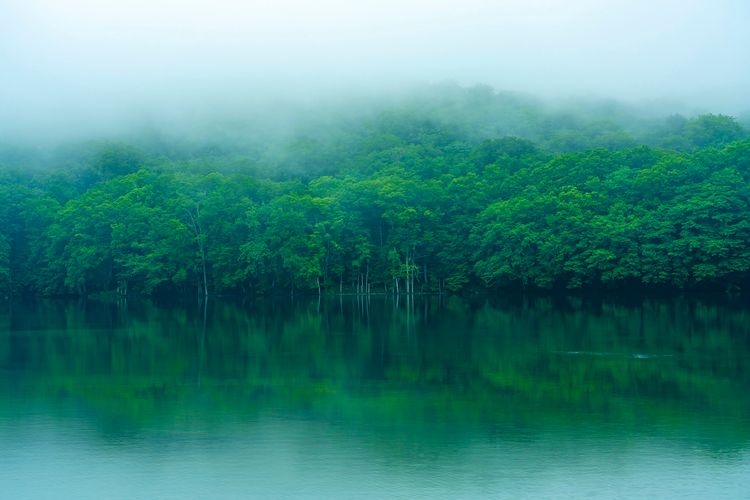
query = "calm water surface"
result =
(1, 295, 749, 499)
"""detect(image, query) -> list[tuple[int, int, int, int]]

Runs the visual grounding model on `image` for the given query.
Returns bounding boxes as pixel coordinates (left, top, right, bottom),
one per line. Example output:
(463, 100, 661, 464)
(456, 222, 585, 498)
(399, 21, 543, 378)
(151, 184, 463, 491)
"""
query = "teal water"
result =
(1, 296, 749, 499)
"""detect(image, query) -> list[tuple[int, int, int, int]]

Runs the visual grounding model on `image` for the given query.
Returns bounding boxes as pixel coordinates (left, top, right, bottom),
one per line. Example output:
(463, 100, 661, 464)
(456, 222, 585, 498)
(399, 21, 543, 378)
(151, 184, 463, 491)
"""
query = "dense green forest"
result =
(1, 85, 749, 297)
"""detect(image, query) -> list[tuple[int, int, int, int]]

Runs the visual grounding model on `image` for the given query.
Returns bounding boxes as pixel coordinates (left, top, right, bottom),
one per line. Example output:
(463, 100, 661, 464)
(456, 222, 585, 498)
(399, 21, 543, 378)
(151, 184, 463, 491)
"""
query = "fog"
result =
(2, 0, 749, 144)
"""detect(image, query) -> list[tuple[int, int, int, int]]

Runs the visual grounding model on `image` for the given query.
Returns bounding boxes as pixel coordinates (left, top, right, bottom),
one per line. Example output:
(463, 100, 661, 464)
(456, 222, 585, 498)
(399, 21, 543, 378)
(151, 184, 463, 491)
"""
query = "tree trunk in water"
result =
(411, 251, 415, 295)
(185, 205, 208, 297)
(408, 252, 413, 295)
(405, 254, 410, 295)
(201, 253, 208, 297)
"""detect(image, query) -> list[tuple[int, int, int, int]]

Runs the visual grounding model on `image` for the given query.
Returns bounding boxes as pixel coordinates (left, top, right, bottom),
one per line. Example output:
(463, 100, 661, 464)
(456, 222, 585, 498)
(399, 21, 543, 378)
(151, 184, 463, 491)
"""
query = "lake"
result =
(1, 295, 749, 499)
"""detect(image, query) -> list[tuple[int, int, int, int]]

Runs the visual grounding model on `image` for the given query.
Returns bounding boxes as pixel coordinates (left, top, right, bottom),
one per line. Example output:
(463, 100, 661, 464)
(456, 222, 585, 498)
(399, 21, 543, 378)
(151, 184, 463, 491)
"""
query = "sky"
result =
(1, 0, 749, 142)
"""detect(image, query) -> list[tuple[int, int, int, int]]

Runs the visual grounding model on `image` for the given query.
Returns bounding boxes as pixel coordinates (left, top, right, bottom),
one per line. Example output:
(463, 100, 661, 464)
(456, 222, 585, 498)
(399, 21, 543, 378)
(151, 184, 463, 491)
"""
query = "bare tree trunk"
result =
(412, 255, 416, 294)
(407, 251, 412, 295)
(410, 251, 414, 295)
(201, 256, 208, 297)
(185, 205, 208, 297)
(405, 254, 409, 295)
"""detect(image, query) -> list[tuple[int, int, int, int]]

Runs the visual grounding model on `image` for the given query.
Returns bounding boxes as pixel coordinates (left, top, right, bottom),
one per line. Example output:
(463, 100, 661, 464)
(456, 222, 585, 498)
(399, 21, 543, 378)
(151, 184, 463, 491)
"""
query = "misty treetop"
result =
(0, 87, 749, 297)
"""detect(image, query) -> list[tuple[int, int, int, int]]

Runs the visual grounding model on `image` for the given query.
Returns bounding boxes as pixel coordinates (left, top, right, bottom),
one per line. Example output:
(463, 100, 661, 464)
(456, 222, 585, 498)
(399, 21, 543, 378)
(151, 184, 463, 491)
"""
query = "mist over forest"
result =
(2, 83, 748, 171)
(1, 1, 750, 297)
(3, 0, 749, 140)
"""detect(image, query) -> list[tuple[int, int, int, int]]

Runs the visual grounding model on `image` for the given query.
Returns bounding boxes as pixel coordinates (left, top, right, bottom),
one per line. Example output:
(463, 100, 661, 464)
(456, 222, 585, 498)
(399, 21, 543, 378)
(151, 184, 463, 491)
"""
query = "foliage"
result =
(0, 87, 749, 296)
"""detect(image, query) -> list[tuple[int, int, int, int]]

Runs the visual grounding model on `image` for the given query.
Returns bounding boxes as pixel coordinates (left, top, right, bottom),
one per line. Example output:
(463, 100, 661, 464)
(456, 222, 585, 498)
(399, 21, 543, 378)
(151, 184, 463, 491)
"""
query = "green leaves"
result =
(0, 99, 749, 296)
(472, 139, 750, 290)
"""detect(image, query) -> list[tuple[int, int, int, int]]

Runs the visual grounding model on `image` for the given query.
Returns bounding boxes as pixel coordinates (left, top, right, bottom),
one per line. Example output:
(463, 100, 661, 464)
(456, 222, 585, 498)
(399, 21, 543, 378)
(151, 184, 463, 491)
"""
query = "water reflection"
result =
(2, 296, 748, 438)
(0, 295, 749, 497)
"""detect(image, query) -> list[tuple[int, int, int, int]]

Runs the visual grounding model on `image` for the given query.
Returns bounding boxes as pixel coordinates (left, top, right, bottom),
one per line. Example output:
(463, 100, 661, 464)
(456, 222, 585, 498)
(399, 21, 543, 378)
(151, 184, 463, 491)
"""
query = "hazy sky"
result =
(1, 0, 749, 141)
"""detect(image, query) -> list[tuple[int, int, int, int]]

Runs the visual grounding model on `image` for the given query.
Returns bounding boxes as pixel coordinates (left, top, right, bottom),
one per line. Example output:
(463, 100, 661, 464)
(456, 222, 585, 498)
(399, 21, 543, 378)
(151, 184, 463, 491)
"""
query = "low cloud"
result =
(1, 0, 748, 143)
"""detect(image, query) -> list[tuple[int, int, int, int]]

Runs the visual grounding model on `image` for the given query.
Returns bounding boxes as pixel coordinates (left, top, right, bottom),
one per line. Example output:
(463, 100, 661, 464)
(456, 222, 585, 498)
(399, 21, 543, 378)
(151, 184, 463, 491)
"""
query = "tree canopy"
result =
(1, 87, 748, 297)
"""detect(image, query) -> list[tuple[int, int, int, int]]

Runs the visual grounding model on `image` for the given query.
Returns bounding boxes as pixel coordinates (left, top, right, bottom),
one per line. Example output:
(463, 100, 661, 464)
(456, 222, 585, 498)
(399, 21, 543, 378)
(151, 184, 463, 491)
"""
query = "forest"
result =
(1, 85, 749, 298)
